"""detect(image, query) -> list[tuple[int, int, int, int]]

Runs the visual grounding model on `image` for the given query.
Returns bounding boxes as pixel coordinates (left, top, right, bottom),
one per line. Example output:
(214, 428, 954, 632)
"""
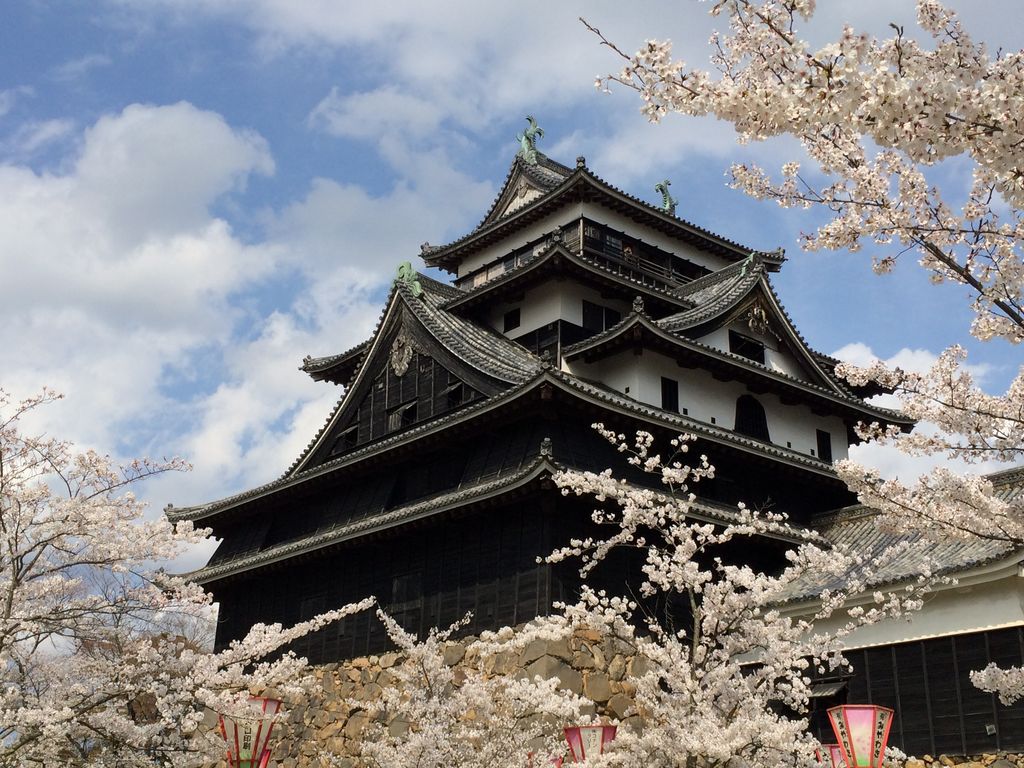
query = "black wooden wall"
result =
(212, 495, 581, 662)
(810, 628, 1024, 755)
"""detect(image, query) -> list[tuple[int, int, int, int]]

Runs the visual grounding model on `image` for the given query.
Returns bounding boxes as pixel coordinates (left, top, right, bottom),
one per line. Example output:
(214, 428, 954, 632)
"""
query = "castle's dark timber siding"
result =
(811, 628, 1024, 755)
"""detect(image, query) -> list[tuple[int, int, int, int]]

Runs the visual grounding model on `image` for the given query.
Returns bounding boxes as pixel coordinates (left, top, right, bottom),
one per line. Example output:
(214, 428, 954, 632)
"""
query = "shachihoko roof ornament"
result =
(395, 260, 423, 298)
(516, 115, 543, 165)
(655, 179, 677, 216)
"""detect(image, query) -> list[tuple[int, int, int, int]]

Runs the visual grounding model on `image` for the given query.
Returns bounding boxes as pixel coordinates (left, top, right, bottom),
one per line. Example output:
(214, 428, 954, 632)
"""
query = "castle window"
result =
(816, 429, 833, 463)
(387, 401, 417, 432)
(443, 381, 465, 410)
(582, 300, 604, 332)
(661, 377, 679, 413)
(331, 425, 358, 455)
(582, 300, 621, 333)
(503, 308, 521, 332)
(735, 395, 770, 442)
(729, 330, 766, 365)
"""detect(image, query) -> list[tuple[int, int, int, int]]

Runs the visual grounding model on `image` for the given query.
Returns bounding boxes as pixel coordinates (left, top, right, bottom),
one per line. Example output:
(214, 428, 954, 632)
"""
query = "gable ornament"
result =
(745, 300, 779, 340)
(390, 329, 415, 377)
(516, 115, 544, 165)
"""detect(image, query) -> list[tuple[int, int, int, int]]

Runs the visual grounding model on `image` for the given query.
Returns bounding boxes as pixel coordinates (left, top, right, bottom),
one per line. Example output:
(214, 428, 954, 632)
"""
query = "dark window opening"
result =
(729, 330, 766, 365)
(582, 300, 604, 332)
(503, 308, 521, 333)
(387, 401, 417, 433)
(391, 571, 422, 606)
(513, 322, 559, 361)
(331, 426, 358, 455)
(582, 300, 621, 334)
(735, 395, 771, 442)
(444, 381, 465, 410)
(661, 377, 679, 413)
(816, 429, 833, 463)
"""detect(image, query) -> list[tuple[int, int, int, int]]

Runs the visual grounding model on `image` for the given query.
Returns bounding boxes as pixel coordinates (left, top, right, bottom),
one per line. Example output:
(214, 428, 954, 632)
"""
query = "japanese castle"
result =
(169, 127, 1024, 757)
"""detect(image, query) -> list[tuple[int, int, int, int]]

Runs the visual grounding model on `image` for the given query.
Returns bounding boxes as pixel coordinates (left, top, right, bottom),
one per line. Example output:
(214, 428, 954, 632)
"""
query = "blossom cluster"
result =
(0, 389, 374, 766)
(590, 0, 1024, 343)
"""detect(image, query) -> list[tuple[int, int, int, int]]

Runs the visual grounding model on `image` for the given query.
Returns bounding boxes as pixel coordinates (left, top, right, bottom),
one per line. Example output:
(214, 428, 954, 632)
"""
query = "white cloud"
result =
(309, 86, 445, 142)
(51, 53, 113, 82)
(2, 118, 75, 158)
(832, 342, 993, 383)
(0, 86, 33, 118)
(0, 97, 490, 525)
(832, 342, 1002, 481)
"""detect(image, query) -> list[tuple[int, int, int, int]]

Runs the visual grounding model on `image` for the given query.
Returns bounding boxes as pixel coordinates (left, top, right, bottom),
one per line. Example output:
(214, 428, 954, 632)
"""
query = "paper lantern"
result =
(218, 696, 283, 768)
(827, 704, 894, 768)
(816, 742, 847, 768)
(563, 725, 617, 763)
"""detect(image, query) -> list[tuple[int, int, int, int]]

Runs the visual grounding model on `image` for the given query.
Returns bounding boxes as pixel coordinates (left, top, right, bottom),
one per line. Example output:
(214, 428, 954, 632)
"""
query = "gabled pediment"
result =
(477, 153, 573, 229)
(289, 274, 542, 477)
(659, 256, 844, 394)
(304, 327, 485, 471)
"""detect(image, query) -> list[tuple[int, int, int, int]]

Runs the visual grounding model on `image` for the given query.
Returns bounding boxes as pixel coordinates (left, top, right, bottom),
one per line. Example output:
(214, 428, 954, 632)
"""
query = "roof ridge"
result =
(474, 151, 573, 231)
(425, 166, 763, 266)
(443, 245, 695, 310)
(566, 313, 910, 423)
(189, 455, 558, 582)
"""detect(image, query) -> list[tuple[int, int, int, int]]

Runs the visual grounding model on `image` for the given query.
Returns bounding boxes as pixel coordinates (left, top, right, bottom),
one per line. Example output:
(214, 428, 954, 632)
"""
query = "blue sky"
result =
(1, 1, 1019, 560)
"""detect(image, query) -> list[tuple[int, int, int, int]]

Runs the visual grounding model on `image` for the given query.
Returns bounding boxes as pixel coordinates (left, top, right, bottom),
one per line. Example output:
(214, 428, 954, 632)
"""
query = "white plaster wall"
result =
(456, 199, 745, 279)
(580, 203, 734, 273)
(456, 207, 582, 277)
(697, 323, 811, 381)
(483, 282, 631, 338)
(798, 571, 1024, 650)
(567, 348, 849, 460)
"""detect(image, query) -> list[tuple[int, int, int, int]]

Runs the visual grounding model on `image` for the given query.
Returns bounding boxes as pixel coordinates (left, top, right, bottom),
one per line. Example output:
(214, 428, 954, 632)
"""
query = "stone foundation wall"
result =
(269, 629, 1024, 768)
(276, 628, 641, 766)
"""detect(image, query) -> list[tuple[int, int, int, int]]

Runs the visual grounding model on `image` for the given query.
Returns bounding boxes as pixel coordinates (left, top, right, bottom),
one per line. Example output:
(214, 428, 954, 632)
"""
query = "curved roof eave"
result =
(168, 366, 852, 526)
(442, 244, 695, 313)
(563, 313, 913, 427)
(423, 166, 762, 269)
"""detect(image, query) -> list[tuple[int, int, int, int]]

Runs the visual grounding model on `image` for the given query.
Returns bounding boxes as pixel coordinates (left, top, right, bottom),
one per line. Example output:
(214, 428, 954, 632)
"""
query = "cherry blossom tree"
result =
(585, 0, 1024, 702)
(0, 388, 373, 767)
(498, 429, 928, 768)
(334, 610, 587, 768)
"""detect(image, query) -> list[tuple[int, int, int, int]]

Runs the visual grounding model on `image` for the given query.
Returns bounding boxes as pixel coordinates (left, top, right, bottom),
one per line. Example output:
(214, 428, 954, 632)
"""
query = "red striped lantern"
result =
(816, 742, 847, 768)
(218, 696, 283, 768)
(563, 725, 617, 763)
(827, 705, 894, 768)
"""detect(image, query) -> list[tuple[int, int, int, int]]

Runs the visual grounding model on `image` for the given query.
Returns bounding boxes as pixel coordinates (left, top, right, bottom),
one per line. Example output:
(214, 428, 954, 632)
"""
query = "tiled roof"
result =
(476, 152, 574, 231)
(777, 504, 1018, 604)
(990, 466, 1024, 502)
(424, 160, 762, 266)
(659, 256, 766, 331)
(300, 339, 371, 383)
(186, 428, 817, 583)
(410, 273, 541, 382)
(189, 455, 561, 584)
(547, 370, 841, 475)
(284, 272, 538, 477)
(562, 313, 912, 426)
(442, 244, 695, 312)
(165, 376, 541, 524)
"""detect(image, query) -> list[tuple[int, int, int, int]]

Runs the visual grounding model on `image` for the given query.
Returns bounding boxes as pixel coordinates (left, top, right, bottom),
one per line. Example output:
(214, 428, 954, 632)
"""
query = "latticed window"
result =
(734, 395, 770, 442)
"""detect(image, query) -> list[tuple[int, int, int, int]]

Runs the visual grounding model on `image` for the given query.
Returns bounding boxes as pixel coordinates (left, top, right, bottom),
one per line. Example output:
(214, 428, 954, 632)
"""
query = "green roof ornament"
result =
(516, 115, 544, 165)
(395, 261, 423, 298)
(655, 179, 678, 216)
